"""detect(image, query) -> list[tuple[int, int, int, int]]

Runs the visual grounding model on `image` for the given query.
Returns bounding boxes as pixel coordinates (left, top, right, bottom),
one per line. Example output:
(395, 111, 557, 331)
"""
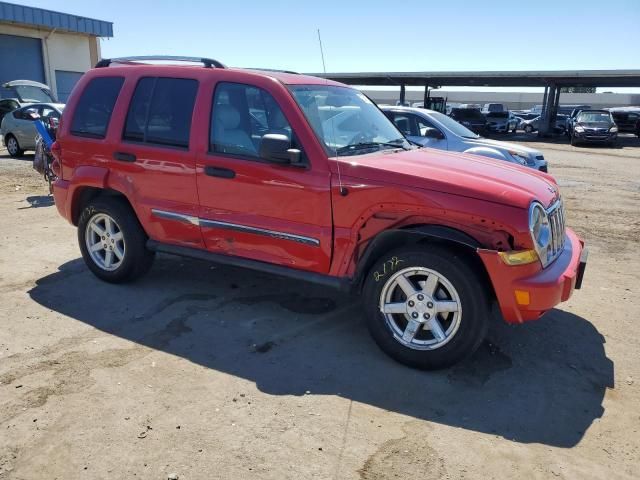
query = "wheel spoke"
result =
(113, 245, 124, 260)
(111, 232, 123, 242)
(89, 242, 103, 252)
(104, 250, 113, 268)
(435, 300, 459, 313)
(421, 274, 439, 296)
(401, 319, 422, 343)
(90, 223, 105, 237)
(382, 302, 407, 314)
(395, 273, 417, 297)
(104, 217, 114, 235)
(427, 318, 446, 341)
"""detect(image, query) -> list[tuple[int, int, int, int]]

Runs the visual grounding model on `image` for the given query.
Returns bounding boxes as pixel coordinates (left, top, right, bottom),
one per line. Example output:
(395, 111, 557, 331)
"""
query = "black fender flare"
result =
(351, 225, 482, 292)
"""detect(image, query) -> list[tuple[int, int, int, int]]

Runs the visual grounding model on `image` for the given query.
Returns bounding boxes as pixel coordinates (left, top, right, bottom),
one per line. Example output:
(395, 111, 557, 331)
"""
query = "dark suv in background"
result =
(570, 110, 618, 146)
(448, 108, 487, 134)
(608, 108, 640, 137)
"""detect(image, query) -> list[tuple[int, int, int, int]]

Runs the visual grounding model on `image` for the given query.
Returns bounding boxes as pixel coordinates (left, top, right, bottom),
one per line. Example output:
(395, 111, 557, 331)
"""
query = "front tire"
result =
(363, 246, 490, 370)
(77, 197, 155, 283)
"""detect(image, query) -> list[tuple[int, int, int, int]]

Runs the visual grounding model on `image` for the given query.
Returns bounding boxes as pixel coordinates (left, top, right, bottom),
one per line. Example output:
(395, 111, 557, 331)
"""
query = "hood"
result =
(334, 148, 558, 209)
(468, 138, 542, 156)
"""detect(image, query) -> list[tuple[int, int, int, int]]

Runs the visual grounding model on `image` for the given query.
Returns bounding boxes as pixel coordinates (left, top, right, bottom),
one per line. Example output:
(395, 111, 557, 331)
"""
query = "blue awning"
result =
(0, 1, 113, 37)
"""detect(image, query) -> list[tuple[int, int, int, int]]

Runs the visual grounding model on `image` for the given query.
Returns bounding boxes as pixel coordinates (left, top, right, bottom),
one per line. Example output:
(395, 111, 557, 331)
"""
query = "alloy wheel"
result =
(379, 267, 462, 350)
(84, 213, 126, 271)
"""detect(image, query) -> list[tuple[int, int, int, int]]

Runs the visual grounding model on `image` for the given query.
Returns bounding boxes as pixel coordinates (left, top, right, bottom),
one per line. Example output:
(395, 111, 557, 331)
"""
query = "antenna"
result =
(317, 29, 348, 197)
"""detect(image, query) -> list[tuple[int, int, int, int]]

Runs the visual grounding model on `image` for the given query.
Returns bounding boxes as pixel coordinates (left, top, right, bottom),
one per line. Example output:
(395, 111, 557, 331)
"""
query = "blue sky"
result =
(16, 0, 640, 91)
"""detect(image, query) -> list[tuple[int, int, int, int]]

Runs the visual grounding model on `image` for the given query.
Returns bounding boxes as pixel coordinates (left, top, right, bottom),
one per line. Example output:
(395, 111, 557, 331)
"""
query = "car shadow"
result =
(19, 195, 54, 209)
(0, 150, 34, 161)
(28, 255, 614, 448)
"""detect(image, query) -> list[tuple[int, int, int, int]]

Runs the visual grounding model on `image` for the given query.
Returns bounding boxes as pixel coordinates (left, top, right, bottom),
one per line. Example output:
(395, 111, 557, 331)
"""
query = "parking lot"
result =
(0, 136, 639, 479)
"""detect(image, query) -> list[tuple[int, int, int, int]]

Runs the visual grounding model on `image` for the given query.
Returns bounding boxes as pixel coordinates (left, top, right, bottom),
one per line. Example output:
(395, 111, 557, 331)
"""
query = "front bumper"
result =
(487, 123, 509, 132)
(574, 130, 617, 142)
(478, 228, 586, 324)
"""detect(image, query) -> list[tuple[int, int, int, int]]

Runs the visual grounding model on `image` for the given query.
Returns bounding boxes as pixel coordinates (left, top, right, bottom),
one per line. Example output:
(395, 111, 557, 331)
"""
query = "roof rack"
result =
(95, 56, 226, 69)
(247, 68, 299, 75)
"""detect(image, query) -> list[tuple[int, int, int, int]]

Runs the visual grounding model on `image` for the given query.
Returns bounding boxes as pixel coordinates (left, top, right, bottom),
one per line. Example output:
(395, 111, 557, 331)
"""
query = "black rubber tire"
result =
(5, 134, 24, 158)
(77, 197, 155, 283)
(570, 135, 577, 146)
(362, 245, 490, 370)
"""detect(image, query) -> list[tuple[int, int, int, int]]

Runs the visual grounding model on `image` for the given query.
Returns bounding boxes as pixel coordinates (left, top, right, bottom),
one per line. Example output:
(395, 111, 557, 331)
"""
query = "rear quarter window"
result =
(70, 77, 124, 138)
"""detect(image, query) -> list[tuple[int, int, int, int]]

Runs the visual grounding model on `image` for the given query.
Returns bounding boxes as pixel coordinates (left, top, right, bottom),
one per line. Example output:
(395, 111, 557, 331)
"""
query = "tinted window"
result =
(0, 99, 19, 114)
(124, 77, 198, 148)
(210, 82, 295, 158)
(389, 113, 414, 136)
(71, 77, 124, 138)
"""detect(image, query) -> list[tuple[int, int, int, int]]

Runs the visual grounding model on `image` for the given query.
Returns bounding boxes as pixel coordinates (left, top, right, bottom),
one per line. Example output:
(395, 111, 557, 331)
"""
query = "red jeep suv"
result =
(51, 56, 587, 369)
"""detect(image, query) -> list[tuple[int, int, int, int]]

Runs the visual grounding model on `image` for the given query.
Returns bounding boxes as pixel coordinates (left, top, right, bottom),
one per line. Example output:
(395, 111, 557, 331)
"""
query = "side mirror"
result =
(423, 127, 444, 139)
(259, 134, 301, 165)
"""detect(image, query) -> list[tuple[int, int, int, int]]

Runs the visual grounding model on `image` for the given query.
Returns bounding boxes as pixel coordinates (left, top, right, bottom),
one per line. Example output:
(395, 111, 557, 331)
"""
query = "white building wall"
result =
(0, 23, 98, 98)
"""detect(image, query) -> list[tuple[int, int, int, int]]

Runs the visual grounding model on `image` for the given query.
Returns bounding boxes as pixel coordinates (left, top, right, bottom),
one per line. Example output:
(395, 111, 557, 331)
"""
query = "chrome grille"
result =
(546, 199, 566, 264)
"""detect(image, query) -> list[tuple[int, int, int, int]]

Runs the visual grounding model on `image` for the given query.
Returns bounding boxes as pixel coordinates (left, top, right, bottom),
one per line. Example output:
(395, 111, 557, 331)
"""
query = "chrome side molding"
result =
(151, 209, 320, 247)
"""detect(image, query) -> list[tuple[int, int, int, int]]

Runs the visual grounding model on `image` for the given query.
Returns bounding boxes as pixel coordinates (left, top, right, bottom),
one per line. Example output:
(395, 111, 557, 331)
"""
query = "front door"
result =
(195, 81, 333, 274)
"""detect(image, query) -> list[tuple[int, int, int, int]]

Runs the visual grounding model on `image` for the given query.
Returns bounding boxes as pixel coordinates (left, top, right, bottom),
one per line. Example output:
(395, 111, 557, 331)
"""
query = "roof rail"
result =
(95, 56, 226, 69)
(246, 68, 299, 75)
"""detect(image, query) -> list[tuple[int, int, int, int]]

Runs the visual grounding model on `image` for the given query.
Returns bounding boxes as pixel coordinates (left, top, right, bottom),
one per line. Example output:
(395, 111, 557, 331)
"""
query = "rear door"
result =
(195, 80, 333, 273)
(113, 76, 203, 247)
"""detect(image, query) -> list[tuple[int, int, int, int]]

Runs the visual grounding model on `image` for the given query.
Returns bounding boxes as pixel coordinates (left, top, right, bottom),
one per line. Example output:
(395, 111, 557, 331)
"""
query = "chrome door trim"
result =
(151, 209, 199, 226)
(151, 209, 320, 247)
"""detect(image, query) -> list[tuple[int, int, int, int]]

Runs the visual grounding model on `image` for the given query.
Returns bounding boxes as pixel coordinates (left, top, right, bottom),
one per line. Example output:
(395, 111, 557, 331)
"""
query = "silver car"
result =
(1, 103, 64, 157)
(382, 106, 548, 171)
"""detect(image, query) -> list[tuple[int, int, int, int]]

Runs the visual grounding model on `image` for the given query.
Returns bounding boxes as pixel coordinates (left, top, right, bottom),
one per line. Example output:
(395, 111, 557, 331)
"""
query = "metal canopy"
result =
(0, 1, 113, 37)
(310, 70, 640, 88)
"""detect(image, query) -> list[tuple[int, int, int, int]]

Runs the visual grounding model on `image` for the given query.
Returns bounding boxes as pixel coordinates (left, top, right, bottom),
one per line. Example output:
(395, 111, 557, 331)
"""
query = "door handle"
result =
(113, 152, 136, 162)
(204, 166, 236, 179)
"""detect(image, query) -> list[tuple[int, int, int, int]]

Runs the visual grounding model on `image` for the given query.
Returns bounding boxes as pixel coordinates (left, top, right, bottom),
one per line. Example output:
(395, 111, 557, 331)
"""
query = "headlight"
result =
(509, 151, 529, 165)
(574, 125, 585, 133)
(610, 126, 618, 133)
(529, 202, 551, 265)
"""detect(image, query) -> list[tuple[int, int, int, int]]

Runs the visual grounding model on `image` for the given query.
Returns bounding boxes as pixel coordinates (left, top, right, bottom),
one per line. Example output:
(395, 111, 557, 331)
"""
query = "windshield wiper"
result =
(336, 139, 409, 155)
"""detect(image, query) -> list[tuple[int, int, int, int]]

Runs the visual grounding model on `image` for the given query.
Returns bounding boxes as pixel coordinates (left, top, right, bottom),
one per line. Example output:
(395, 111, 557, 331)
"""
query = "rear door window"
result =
(71, 77, 124, 138)
(123, 77, 198, 149)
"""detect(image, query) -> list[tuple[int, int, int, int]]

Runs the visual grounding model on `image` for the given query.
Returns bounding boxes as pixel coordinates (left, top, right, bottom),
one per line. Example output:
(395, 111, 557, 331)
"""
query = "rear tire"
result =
(5, 134, 23, 157)
(363, 246, 490, 370)
(77, 197, 155, 283)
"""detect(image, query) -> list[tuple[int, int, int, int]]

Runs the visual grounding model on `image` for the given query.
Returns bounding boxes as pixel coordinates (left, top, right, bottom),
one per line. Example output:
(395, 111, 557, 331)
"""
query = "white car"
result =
(382, 106, 548, 172)
(1, 103, 64, 157)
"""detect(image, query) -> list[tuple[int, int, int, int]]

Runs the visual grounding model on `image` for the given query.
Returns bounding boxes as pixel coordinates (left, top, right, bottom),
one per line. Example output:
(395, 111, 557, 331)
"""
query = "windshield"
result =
(429, 111, 480, 138)
(452, 108, 484, 120)
(289, 85, 408, 156)
(577, 112, 612, 123)
(486, 112, 508, 118)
